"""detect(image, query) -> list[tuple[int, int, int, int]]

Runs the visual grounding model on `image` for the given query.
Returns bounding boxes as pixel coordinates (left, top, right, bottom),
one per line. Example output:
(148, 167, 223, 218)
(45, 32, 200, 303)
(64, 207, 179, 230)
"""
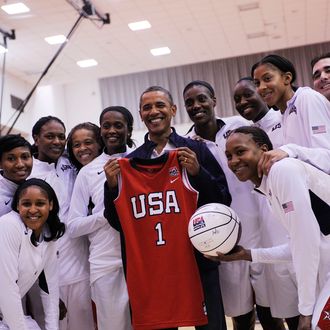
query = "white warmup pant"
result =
(25, 281, 45, 329)
(0, 316, 41, 330)
(219, 261, 266, 317)
(264, 263, 299, 318)
(312, 236, 330, 330)
(312, 277, 330, 330)
(91, 268, 131, 330)
(59, 279, 94, 330)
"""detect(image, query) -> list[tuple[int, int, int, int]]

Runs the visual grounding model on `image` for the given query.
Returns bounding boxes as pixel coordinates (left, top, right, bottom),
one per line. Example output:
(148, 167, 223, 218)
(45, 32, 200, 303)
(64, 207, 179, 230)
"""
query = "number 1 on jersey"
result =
(155, 222, 166, 246)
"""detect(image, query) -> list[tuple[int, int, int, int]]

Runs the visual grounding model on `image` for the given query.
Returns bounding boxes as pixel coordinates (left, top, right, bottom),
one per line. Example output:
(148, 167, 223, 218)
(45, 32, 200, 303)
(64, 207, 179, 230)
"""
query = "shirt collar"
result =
(187, 117, 226, 136)
(253, 175, 267, 195)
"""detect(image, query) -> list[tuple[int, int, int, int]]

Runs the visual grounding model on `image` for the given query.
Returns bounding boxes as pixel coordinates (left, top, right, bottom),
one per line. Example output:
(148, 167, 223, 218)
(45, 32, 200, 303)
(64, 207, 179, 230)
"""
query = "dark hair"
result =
(311, 52, 330, 69)
(139, 86, 174, 108)
(230, 126, 273, 151)
(183, 80, 215, 98)
(236, 76, 254, 84)
(31, 116, 66, 156)
(67, 122, 103, 170)
(99, 106, 135, 148)
(32, 116, 66, 137)
(251, 54, 297, 85)
(12, 178, 65, 241)
(0, 134, 32, 159)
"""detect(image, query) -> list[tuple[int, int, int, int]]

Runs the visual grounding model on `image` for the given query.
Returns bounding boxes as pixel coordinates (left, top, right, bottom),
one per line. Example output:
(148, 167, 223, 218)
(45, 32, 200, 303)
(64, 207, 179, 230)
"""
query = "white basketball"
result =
(188, 203, 241, 256)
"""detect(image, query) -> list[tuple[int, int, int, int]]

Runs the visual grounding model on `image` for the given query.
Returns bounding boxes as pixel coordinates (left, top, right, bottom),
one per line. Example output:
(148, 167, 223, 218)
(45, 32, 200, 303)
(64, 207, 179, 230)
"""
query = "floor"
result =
(179, 317, 264, 329)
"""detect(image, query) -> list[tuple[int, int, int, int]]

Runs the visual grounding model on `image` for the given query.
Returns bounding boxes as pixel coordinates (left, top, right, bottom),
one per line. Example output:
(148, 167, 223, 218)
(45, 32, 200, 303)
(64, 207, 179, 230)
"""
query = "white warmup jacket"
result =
(252, 194, 299, 318)
(278, 87, 330, 172)
(280, 144, 330, 175)
(252, 103, 330, 174)
(279, 87, 330, 149)
(254, 109, 299, 317)
(30, 157, 89, 286)
(255, 158, 330, 320)
(254, 108, 283, 148)
(187, 116, 267, 316)
(0, 211, 59, 330)
(68, 152, 125, 284)
(0, 174, 18, 217)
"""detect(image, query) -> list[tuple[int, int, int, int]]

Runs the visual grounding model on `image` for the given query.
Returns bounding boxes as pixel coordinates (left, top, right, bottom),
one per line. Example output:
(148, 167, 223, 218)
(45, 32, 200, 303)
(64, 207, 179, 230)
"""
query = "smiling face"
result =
(312, 57, 330, 101)
(100, 111, 129, 155)
(183, 85, 216, 126)
(71, 128, 101, 166)
(139, 91, 176, 140)
(225, 132, 266, 185)
(0, 146, 33, 184)
(17, 186, 53, 239)
(253, 63, 293, 112)
(233, 80, 269, 122)
(34, 120, 66, 163)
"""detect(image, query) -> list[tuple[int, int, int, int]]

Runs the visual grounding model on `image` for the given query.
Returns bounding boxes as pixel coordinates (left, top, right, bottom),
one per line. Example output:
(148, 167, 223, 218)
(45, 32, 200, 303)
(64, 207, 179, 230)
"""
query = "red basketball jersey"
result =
(114, 150, 207, 329)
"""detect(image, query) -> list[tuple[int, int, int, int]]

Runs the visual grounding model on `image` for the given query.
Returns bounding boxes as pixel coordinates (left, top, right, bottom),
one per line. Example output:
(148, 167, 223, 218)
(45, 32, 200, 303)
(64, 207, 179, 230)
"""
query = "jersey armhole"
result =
(182, 168, 198, 194)
(113, 173, 122, 203)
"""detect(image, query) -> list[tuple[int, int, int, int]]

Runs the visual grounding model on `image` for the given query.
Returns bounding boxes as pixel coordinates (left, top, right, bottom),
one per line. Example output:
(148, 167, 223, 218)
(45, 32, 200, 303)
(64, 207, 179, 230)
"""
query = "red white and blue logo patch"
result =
(169, 166, 179, 177)
(282, 201, 294, 214)
(193, 216, 206, 231)
(317, 297, 330, 328)
(312, 125, 326, 134)
(289, 105, 297, 115)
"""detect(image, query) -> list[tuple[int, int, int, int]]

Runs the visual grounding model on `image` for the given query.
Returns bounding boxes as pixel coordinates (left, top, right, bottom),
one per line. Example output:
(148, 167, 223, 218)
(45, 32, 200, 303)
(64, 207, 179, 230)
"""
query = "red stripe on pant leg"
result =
(317, 297, 330, 330)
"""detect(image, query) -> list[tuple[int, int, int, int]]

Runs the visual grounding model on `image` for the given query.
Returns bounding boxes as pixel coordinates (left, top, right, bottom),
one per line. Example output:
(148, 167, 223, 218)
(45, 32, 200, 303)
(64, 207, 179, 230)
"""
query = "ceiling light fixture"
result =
(247, 31, 267, 39)
(45, 35, 67, 45)
(128, 20, 151, 31)
(1, 2, 30, 15)
(238, 2, 259, 11)
(150, 47, 171, 56)
(77, 59, 98, 68)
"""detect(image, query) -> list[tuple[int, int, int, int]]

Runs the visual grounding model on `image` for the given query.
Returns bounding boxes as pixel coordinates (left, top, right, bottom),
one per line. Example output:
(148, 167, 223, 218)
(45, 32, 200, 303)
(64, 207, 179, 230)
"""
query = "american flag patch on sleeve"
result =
(312, 125, 326, 134)
(282, 201, 294, 213)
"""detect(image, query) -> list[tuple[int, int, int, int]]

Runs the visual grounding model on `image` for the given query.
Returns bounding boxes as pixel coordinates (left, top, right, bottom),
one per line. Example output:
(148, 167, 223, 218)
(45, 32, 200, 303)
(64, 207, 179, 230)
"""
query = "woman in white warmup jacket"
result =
(0, 134, 33, 217)
(222, 126, 330, 330)
(30, 116, 93, 330)
(68, 107, 134, 330)
(0, 178, 65, 330)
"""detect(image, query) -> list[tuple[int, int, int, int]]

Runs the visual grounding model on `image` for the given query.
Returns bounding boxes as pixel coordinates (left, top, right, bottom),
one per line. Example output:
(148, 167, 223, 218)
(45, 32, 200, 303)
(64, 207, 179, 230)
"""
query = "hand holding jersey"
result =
(176, 147, 200, 176)
(104, 146, 201, 188)
(104, 158, 120, 189)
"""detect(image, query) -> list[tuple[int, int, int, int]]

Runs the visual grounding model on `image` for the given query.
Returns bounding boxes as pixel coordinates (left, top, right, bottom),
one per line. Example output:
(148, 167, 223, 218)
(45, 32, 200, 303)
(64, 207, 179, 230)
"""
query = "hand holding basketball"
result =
(298, 314, 312, 330)
(205, 245, 252, 263)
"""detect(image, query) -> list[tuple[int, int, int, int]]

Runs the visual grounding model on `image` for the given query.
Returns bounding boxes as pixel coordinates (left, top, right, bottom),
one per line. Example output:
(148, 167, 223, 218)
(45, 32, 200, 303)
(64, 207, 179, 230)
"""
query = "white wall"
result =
(1, 73, 70, 141)
(1, 74, 193, 146)
(29, 84, 68, 139)
(64, 78, 102, 131)
(0, 72, 33, 137)
(1, 74, 103, 141)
